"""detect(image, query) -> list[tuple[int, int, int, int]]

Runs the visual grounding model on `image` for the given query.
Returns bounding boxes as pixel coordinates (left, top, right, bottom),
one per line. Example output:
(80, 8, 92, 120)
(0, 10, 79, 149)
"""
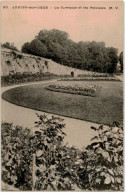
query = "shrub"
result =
(1, 115, 123, 191)
(76, 124, 124, 191)
(77, 73, 112, 77)
(1, 123, 33, 190)
(1, 115, 79, 191)
(34, 114, 78, 190)
(60, 77, 120, 82)
(1, 73, 72, 87)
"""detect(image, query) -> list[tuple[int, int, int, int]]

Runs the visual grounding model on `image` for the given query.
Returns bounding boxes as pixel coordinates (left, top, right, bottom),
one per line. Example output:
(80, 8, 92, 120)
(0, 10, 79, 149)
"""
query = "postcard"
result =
(1, 0, 124, 191)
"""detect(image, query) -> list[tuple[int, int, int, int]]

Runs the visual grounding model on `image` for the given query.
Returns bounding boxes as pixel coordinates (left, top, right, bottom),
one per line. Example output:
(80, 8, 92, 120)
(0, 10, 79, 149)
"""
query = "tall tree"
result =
(28, 39, 47, 57)
(119, 51, 123, 73)
(106, 47, 118, 73)
(21, 29, 119, 73)
(21, 42, 30, 53)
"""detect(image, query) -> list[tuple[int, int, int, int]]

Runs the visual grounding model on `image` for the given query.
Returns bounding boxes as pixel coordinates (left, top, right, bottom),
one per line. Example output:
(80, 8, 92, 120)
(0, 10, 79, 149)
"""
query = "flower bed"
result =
(46, 84, 97, 97)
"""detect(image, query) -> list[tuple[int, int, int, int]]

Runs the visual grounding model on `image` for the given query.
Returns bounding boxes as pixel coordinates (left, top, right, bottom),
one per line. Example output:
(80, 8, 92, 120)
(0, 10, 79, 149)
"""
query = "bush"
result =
(77, 73, 112, 77)
(1, 115, 123, 191)
(1, 115, 79, 191)
(1, 73, 72, 87)
(34, 114, 78, 190)
(75, 123, 124, 191)
(1, 123, 33, 190)
(60, 77, 120, 82)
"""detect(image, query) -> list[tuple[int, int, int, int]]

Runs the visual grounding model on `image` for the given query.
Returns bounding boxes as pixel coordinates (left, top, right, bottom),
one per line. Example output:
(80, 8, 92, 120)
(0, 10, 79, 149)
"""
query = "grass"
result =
(2, 81, 123, 125)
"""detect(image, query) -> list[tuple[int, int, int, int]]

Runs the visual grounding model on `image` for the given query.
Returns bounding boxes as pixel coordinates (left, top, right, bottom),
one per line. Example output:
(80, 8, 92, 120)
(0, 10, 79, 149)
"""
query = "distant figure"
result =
(71, 71, 74, 77)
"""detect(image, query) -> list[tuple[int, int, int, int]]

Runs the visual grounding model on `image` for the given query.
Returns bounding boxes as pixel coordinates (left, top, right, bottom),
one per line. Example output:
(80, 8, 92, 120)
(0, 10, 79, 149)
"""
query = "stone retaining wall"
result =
(1, 47, 95, 77)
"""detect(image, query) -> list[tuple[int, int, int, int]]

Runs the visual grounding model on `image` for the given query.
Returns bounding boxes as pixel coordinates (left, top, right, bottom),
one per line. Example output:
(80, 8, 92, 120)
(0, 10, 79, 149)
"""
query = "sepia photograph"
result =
(1, 0, 124, 191)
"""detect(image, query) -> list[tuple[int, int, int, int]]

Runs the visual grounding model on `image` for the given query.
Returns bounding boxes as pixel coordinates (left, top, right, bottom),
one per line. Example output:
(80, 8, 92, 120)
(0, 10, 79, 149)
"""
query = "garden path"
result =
(115, 74, 123, 82)
(1, 80, 98, 149)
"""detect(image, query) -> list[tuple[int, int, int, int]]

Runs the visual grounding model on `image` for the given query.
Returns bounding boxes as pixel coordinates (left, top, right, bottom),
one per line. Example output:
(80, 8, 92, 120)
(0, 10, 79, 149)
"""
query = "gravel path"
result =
(1, 80, 98, 149)
(115, 74, 123, 82)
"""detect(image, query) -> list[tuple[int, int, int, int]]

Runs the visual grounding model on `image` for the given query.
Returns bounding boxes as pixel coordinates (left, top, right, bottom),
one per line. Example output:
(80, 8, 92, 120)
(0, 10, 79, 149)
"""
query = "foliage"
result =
(21, 29, 118, 73)
(1, 115, 123, 191)
(2, 42, 18, 51)
(78, 73, 112, 77)
(119, 52, 123, 73)
(34, 114, 79, 190)
(76, 123, 124, 191)
(1, 115, 79, 191)
(1, 123, 33, 190)
(1, 73, 71, 87)
(60, 77, 119, 82)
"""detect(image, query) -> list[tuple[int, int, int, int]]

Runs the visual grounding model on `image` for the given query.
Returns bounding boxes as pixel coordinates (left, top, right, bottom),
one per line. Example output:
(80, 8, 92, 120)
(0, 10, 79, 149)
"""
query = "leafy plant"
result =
(60, 77, 119, 82)
(1, 116, 123, 191)
(76, 123, 124, 191)
(1, 73, 72, 87)
(1, 123, 33, 190)
(34, 114, 78, 190)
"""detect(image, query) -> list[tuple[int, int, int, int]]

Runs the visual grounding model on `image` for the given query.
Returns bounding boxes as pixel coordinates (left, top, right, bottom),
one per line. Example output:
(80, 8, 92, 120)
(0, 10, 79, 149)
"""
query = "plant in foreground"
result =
(75, 123, 123, 191)
(1, 115, 124, 191)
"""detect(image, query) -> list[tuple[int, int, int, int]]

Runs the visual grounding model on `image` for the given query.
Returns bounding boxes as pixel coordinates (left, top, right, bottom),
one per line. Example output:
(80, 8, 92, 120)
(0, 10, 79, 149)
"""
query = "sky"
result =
(1, 1, 124, 53)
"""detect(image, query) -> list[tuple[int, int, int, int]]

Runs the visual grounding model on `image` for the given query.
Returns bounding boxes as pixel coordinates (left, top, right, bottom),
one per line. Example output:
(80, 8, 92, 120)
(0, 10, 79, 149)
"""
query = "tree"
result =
(21, 29, 119, 73)
(119, 52, 123, 73)
(36, 29, 69, 46)
(21, 42, 30, 54)
(106, 47, 118, 73)
(2, 42, 18, 51)
(27, 39, 47, 57)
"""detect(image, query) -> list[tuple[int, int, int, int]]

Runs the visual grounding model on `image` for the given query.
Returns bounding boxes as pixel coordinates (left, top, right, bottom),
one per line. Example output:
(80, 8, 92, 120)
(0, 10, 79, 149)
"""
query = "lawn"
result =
(2, 80, 123, 125)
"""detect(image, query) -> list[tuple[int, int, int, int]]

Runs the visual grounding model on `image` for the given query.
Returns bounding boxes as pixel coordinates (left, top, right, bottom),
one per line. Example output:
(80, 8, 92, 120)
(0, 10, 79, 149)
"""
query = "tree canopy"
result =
(2, 42, 18, 51)
(21, 29, 118, 73)
(119, 51, 123, 73)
